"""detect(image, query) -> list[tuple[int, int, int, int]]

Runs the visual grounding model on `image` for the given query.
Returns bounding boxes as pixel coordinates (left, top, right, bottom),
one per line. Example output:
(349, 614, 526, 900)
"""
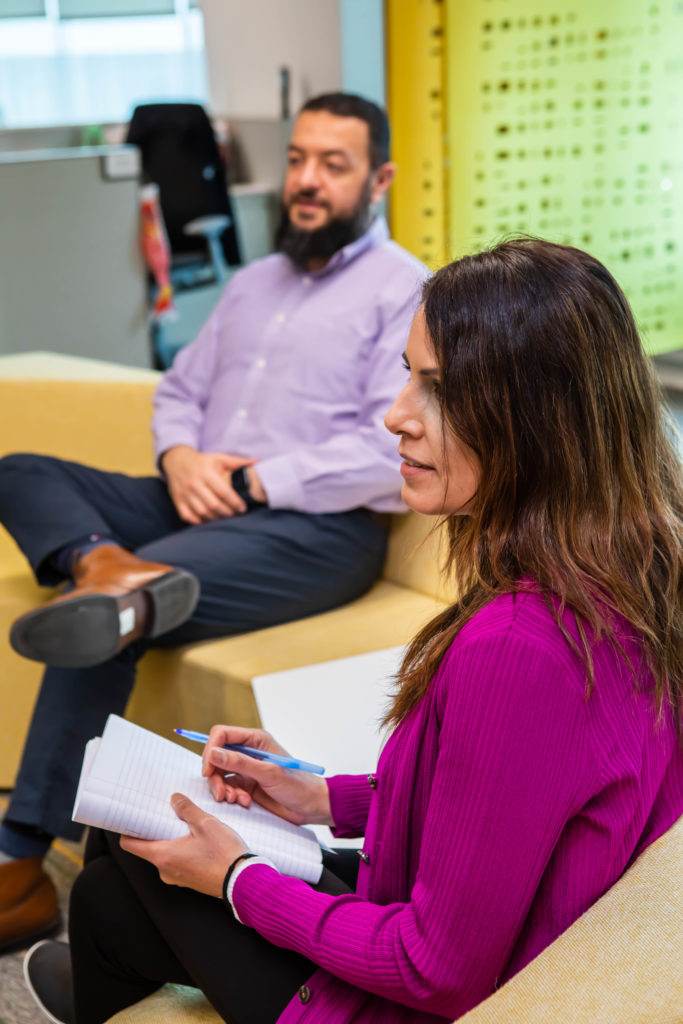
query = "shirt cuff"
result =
(226, 856, 279, 923)
(255, 454, 307, 510)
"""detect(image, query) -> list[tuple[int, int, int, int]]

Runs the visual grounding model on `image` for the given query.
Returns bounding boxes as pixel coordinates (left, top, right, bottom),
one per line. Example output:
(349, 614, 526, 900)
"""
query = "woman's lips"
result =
(400, 458, 435, 478)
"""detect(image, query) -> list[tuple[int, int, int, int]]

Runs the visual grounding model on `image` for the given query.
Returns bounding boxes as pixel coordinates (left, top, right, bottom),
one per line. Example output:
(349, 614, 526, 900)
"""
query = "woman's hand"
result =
(202, 724, 333, 827)
(120, 793, 248, 898)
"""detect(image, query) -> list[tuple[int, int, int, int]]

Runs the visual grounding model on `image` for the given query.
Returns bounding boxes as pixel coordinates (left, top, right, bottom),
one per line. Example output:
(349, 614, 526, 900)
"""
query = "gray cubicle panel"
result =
(0, 146, 151, 368)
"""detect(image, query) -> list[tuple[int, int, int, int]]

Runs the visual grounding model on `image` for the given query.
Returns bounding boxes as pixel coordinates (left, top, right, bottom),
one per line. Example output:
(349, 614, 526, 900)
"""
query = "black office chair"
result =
(126, 102, 241, 288)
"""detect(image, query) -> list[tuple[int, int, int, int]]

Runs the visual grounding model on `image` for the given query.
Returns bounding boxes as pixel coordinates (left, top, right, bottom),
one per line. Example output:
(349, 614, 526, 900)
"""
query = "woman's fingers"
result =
(208, 771, 254, 806)
(207, 745, 284, 787)
(201, 725, 282, 777)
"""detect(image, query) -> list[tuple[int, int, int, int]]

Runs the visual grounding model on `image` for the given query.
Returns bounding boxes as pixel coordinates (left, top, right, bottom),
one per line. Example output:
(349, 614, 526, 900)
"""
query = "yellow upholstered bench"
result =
(104, 812, 683, 1024)
(0, 374, 450, 785)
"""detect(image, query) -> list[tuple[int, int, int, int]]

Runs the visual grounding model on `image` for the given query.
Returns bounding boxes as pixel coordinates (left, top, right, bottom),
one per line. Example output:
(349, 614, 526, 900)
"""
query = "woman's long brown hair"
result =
(386, 239, 683, 728)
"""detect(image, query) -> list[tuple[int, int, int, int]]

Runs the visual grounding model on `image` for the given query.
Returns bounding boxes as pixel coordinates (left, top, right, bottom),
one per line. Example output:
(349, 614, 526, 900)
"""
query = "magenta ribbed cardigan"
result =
(232, 589, 683, 1023)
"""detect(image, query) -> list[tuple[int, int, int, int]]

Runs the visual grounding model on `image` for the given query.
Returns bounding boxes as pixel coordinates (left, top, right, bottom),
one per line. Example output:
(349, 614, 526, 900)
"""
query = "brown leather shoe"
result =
(10, 545, 200, 669)
(0, 857, 60, 953)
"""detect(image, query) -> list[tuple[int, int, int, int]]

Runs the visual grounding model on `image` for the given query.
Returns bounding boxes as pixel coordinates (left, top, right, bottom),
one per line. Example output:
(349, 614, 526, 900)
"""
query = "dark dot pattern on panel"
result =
(457, 0, 683, 352)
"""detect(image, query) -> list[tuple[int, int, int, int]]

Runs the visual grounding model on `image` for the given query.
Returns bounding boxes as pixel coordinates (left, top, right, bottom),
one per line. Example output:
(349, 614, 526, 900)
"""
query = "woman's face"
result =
(385, 310, 480, 517)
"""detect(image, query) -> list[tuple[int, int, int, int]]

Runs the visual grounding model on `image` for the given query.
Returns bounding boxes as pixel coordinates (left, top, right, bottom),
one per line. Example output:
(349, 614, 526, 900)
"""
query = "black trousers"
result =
(69, 830, 359, 1024)
(0, 454, 388, 839)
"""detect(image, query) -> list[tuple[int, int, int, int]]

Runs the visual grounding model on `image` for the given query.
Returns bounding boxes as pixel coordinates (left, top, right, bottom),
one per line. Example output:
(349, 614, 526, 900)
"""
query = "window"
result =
(0, 0, 207, 129)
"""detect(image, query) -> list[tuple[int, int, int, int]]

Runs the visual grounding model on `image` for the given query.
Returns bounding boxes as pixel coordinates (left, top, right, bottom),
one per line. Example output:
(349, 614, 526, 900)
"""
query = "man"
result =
(0, 93, 428, 949)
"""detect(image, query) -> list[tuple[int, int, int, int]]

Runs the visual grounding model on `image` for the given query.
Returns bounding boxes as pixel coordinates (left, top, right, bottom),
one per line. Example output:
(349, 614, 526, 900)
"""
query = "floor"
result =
(0, 795, 83, 1024)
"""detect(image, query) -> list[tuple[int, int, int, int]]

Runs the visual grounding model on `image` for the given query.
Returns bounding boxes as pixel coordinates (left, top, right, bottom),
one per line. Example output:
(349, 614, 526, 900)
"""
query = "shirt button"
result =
(255, 358, 266, 369)
(358, 850, 370, 865)
(298, 985, 312, 1004)
(275, 313, 285, 323)
(237, 409, 247, 418)
(367, 774, 378, 789)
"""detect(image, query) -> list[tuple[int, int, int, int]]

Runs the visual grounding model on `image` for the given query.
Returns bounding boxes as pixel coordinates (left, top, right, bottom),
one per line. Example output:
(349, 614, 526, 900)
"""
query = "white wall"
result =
(201, 0, 341, 119)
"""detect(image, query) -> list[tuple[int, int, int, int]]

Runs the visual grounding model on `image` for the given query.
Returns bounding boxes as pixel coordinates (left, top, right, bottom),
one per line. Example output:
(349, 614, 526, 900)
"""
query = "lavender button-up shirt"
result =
(152, 218, 428, 514)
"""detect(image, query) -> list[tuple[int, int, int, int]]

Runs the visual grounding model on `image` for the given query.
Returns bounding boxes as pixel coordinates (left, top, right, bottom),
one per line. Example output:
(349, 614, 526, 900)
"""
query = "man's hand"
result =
(161, 446, 255, 524)
(120, 794, 248, 898)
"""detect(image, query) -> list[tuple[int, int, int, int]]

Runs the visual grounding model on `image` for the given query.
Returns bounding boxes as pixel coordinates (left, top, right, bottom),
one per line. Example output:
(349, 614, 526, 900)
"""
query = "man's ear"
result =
(370, 162, 397, 204)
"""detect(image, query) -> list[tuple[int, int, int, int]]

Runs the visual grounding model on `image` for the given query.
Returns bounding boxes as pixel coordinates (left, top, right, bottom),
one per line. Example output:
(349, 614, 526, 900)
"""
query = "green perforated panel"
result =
(446, 0, 683, 354)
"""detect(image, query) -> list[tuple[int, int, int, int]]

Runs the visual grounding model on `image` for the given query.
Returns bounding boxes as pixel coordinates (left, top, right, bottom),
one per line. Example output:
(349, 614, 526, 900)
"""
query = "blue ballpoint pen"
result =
(174, 728, 325, 775)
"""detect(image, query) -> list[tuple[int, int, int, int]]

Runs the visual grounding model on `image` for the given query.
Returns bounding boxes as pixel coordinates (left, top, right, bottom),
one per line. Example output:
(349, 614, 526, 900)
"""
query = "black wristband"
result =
(222, 853, 257, 909)
(231, 466, 266, 511)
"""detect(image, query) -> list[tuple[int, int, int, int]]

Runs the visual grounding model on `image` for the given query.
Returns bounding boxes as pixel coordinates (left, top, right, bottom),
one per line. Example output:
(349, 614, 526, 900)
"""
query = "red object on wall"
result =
(139, 183, 175, 321)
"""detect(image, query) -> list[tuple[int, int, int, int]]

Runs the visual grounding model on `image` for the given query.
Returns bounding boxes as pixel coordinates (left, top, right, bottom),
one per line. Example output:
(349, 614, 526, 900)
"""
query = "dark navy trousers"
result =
(0, 454, 388, 840)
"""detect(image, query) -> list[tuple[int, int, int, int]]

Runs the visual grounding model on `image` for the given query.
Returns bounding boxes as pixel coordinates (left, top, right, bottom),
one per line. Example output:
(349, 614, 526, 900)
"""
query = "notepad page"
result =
(72, 715, 322, 883)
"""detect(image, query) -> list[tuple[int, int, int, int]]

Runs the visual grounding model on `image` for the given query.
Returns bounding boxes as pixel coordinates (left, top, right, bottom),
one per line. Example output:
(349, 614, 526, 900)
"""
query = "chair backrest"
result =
(383, 512, 457, 603)
(126, 103, 240, 266)
(0, 378, 157, 475)
(457, 812, 683, 1024)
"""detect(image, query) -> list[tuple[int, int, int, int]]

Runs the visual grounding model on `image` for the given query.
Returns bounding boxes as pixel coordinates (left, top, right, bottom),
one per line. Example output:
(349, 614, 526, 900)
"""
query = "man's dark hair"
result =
(300, 92, 390, 169)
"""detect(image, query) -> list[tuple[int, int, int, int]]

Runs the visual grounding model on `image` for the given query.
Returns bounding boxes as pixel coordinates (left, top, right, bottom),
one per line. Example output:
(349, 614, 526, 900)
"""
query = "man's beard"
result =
(275, 180, 373, 269)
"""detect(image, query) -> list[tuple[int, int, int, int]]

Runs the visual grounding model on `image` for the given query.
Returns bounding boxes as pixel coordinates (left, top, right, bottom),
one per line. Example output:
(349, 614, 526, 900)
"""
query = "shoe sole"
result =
(23, 939, 72, 1024)
(10, 570, 200, 668)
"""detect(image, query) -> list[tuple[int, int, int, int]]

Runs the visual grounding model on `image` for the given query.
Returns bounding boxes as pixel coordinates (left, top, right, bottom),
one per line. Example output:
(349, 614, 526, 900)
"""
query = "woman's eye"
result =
(401, 357, 410, 373)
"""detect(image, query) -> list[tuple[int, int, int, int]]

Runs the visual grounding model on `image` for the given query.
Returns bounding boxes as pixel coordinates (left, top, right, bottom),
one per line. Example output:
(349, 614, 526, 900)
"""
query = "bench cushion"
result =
(0, 537, 445, 784)
(128, 580, 446, 741)
(0, 374, 450, 783)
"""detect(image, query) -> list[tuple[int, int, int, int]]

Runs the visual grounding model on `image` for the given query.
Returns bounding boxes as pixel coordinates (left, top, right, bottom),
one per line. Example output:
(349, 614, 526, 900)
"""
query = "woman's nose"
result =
(385, 387, 415, 436)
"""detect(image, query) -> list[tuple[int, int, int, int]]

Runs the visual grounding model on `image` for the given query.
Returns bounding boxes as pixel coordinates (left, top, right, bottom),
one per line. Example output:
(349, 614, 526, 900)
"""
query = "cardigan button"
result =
(358, 850, 370, 865)
(367, 774, 378, 789)
(298, 984, 312, 1004)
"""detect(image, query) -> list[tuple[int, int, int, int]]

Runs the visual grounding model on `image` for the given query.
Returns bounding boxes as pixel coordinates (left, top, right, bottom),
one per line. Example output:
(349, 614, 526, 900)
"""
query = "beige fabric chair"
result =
(0, 375, 451, 785)
(104, 813, 683, 1024)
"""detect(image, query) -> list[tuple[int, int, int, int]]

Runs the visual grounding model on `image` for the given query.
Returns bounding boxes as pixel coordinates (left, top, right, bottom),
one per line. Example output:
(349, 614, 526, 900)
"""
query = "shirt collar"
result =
(306, 216, 390, 278)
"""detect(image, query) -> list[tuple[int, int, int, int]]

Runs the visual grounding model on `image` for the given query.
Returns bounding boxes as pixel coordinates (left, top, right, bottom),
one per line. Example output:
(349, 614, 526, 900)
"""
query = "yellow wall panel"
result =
(386, 0, 447, 269)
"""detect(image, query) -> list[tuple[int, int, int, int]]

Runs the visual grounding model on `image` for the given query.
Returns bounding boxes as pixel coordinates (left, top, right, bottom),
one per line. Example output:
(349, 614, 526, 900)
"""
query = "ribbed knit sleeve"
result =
(327, 775, 373, 838)
(232, 627, 598, 1019)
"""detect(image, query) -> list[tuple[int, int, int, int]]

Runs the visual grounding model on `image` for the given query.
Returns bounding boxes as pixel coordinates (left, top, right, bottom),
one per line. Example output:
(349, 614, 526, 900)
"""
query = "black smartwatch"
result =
(231, 466, 265, 511)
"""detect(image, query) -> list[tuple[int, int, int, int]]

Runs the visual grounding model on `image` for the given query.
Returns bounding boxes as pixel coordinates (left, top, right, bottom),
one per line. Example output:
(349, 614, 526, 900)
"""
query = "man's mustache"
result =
(288, 191, 332, 211)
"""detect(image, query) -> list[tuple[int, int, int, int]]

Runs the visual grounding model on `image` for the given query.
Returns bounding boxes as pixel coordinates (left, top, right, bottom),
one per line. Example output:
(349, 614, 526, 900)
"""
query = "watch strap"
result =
(231, 466, 265, 510)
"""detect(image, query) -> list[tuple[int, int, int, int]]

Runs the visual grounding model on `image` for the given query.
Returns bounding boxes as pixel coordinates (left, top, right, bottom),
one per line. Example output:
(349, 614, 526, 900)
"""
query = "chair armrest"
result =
(183, 215, 231, 239)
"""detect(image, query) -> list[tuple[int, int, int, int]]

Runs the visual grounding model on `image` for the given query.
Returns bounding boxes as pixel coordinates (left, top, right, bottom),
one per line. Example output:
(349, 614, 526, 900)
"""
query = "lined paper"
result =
(72, 715, 323, 883)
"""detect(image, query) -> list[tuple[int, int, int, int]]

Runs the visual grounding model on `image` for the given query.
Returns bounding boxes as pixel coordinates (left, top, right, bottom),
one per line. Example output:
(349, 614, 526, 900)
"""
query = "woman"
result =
(25, 239, 683, 1024)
